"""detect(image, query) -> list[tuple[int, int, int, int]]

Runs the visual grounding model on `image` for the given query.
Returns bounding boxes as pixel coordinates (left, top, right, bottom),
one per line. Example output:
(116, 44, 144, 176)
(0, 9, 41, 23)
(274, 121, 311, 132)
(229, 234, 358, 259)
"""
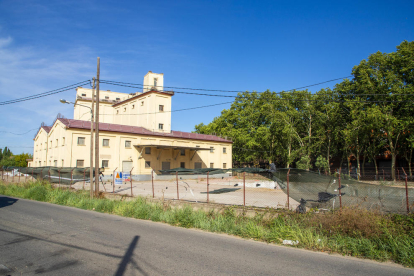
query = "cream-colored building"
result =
(30, 72, 232, 179)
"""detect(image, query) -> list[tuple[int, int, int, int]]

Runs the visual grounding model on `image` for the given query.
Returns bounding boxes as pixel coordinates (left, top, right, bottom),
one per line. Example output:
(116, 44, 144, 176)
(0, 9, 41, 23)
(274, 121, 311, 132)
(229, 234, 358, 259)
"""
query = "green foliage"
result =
(296, 156, 312, 170)
(0, 147, 31, 168)
(193, 41, 414, 179)
(315, 155, 329, 172)
(1, 181, 414, 267)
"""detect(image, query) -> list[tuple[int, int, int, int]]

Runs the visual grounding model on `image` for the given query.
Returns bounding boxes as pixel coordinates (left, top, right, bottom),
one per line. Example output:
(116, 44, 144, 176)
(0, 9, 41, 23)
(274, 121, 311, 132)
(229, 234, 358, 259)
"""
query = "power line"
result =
(0, 80, 90, 106)
(101, 76, 352, 93)
(0, 128, 39, 135)
(100, 80, 414, 103)
(99, 101, 234, 116)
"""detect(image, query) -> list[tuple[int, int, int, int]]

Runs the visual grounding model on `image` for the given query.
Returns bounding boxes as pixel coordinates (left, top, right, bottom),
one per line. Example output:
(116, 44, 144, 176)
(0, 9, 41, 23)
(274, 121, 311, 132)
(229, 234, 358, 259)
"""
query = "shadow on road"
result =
(114, 235, 148, 276)
(0, 196, 18, 209)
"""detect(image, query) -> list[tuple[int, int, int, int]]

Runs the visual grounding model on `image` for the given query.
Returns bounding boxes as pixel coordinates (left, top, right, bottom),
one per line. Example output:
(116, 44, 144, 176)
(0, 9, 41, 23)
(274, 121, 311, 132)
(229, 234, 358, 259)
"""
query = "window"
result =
(81, 93, 86, 97)
(124, 107, 126, 112)
(154, 78, 158, 88)
(125, 141, 131, 148)
(196, 145, 200, 148)
(141, 101, 144, 106)
(105, 96, 109, 99)
(39, 161, 41, 166)
(116, 110, 119, 114)
(116, 97, 120, 101)
(180, 149, 185, 156)
(77, 137, 85, 145)
(223, 163, 227, 169)
(102, 160, 109, 168)
(210, 147, 214, 153)
(49, 141, 52, 149)
(159, 123, 163, 130)
(54, 160, 57, 167)
(77, 160, 84, 168)
(55, 139, 58, 148)
(194, 162, 202, 169)
(44, 143, 47, 150)
(159, 105, 164, 111)
(102, 139, 109, 147)
(145, 147, 151, 154)
(145, 161, 151, 168)
(223, 147, 227, 154)
(49, 160, 51, 165)
(61, 159, 64, 167)
(132, 104, 135, 109)
(210, 163, 214, 168)
(180, 162, 185, 168)
(62, 137, 65, 146)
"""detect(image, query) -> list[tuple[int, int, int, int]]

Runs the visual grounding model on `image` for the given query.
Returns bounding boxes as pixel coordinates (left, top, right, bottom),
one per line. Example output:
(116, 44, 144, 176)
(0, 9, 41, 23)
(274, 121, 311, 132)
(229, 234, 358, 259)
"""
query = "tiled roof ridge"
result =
(57, 118, 232, 143)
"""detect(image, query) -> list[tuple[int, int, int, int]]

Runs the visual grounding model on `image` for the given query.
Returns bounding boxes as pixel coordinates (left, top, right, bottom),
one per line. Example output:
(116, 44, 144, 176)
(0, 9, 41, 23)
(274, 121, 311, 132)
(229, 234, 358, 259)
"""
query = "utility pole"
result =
(94, 58, 100, 197)
(90, 77, 95, 199)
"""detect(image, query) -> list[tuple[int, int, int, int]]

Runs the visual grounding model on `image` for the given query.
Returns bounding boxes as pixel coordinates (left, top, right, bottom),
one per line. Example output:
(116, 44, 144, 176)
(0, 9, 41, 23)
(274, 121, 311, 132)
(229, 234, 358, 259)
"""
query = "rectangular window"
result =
(102, 139, 109, 147)
(125, 141, 131, 148)
(39, 161, 41, 166)
(61, 159, 64, 167)
(194, 162, 202, 169)
(180, 162, 185, 168)
(102, 160, 109, 168)
(154, 78, 158, 88)
(116, 97, 120, 101)
(159, 105, 164, 111)
(81, 93, 86, 97)
(49, 141, 52, 149)
(105, 96, 109, 99)
(210, 163, 214, 168)
(210, 147, 214, 153)
(145, 161, 151, 168)
(132, 104, 135, 109)
(55, 139, 58, 147)
(54, 160, 57, 167)
(223, 147, 227, 154)
(76, 160, 84, 168)
(116, 110, 119, 114)
(62, 137, 65, 146)
(77, 137, 85, 145)
(180, 149, 185, 156)
(159, 123, 163, 130)
(145, 147, 151, 154)
(223, 163, 227, 169)
(141, 101, 144, 106)
(124, 107, 126, 112)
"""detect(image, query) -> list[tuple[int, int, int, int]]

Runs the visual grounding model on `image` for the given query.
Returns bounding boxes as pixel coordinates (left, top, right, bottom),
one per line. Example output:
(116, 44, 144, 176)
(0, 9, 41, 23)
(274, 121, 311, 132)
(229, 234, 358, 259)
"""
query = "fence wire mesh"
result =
(1, 166, 412, 214)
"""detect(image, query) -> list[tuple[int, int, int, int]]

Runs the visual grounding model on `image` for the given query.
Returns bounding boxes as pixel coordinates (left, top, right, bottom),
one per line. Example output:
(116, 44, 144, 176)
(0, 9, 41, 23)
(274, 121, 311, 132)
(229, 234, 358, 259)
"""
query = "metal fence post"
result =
(287, 169, 290, 210)
(83, 169, 86, 190)
(130, 167, 134, 197)
(243, 171, 246, 206)
(338, 168, 342, 210)
(19, 168, 21, 183)
(207, 171, 210, 203)
(402, 168, 410, 214)
(70, 168, 75, 188)
(176, 171, 179, 200)
(113, 167, 118, 194)
(152, 169, 154, 198)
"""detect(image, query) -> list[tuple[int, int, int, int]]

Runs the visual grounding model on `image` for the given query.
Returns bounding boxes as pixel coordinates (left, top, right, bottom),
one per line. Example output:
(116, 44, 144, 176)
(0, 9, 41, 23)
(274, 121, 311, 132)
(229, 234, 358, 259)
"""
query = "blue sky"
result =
(0, 0, 413, 154)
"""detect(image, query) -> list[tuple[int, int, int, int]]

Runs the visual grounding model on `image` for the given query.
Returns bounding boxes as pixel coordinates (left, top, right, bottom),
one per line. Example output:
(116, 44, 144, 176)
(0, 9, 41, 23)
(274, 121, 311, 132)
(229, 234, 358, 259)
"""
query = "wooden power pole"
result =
(94, 58, 100, 197)
(90, 77, 95, 199)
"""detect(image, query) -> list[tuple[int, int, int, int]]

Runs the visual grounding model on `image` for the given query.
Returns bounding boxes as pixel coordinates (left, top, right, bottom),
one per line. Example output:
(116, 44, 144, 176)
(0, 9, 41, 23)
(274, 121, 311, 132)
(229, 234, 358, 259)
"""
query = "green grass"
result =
(1, 181, 413, 268)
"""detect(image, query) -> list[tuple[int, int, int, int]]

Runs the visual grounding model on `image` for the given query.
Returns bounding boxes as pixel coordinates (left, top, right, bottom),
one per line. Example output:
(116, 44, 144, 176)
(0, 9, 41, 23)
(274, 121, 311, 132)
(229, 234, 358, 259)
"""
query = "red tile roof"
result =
(57, 118, 232, 143)
(42, 126, 52, 133)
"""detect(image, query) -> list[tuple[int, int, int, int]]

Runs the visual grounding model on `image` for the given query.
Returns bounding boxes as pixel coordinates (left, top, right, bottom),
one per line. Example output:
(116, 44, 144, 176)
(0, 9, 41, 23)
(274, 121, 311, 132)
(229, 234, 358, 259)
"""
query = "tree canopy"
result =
(194, 41, 414, 180)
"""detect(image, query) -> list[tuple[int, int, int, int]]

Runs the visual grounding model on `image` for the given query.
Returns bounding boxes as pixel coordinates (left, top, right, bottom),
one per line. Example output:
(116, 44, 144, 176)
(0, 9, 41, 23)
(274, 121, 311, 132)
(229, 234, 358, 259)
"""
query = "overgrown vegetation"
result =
(195, 41, 414, 181)
(1, 181, 413, 267)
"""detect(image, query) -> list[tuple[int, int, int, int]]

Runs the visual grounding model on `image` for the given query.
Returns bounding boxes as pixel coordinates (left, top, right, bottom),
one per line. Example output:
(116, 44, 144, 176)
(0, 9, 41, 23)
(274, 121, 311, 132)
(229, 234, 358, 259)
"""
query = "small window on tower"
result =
(159, 105, 164, 112)
(159, 124, 164, 130)
(105, 96, 109, 99)
(154, 78, 158, 88)
(116, 97, 120, 101)
(141, 101, 144, 106)
(81, 94, 86, 97)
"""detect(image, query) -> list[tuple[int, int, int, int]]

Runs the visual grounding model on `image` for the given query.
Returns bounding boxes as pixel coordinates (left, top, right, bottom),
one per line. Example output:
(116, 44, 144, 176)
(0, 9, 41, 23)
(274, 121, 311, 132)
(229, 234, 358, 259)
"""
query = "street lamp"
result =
(60, 98, 95, 199)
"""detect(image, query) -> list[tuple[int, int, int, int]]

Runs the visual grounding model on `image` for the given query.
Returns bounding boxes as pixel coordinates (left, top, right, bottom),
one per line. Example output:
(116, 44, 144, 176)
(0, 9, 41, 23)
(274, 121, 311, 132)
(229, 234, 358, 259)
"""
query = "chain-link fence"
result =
(1, 166, 412, 214)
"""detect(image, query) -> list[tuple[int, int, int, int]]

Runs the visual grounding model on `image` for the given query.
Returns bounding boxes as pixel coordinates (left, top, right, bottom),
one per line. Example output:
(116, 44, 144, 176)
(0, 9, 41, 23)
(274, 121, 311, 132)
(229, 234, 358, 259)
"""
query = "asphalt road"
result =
(0, 195, 413, 276)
